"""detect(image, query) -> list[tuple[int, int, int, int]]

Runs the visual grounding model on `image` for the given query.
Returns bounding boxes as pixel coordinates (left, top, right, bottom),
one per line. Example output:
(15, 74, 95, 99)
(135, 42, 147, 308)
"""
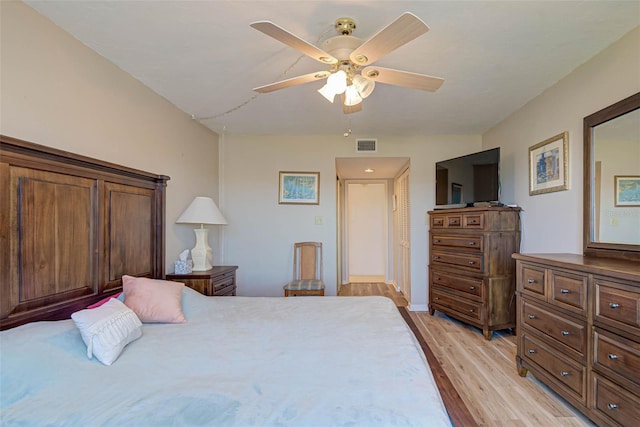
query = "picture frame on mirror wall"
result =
(614, 175, 640, 207)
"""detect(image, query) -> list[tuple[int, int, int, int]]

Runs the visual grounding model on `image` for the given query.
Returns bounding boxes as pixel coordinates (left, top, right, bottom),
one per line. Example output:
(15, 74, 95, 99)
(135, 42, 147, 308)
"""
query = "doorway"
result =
(335, 157, 411, 299)
(346, 181, 387, 283)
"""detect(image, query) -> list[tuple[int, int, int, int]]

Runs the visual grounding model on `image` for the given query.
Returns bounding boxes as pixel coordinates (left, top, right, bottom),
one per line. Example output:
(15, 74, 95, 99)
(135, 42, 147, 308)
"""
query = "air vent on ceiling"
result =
(356, 139, 377, 153)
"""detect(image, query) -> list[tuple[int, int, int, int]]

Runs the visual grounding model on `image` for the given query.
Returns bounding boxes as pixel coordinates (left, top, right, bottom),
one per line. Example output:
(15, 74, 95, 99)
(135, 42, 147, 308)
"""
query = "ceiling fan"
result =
(250, 12, 444, 114)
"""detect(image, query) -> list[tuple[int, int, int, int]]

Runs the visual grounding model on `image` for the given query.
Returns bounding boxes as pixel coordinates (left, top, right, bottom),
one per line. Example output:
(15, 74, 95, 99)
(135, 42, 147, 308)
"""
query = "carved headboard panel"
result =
(0, 135, 169, 329)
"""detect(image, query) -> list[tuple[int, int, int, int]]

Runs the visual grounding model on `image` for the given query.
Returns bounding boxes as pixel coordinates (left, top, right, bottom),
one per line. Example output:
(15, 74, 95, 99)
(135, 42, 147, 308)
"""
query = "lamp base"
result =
(191, 227, 213, 271)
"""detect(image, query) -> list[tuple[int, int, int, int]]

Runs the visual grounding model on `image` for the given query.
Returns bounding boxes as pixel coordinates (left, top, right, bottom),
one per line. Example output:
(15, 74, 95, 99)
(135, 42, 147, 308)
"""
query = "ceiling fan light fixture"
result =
(353, 74, 375, 98)
(318, 84, 336, 103)
(344, 85, 363, 106)
(327, 70, 347, 94)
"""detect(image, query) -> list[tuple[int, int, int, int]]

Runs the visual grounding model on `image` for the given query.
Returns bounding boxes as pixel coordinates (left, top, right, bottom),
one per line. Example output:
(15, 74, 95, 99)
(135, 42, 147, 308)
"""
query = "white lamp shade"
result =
(327, 70, 347, 94)
(344, 85, 363, 106)
(176, 197, 227, 225)
(317, 84, 336, 103)
(353, 74, 375, 98)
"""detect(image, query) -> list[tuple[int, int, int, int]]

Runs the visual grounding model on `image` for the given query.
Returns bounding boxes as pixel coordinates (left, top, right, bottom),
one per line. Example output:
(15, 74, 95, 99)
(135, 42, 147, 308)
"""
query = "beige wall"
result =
(483, 26, 640, 254)
(1, 1, 222, 270)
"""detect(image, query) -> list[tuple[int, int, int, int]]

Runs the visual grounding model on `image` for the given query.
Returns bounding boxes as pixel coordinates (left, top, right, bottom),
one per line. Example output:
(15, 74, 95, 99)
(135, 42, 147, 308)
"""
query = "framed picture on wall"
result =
(529, 131, 569, 195)
(614, 175, 640, 207)
(278, 171, 320, 205)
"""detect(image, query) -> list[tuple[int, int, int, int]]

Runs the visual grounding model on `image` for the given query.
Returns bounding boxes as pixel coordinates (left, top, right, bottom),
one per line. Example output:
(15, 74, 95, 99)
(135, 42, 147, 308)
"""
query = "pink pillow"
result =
(122, 275, 186, 323)
(87, 292, 123, 309)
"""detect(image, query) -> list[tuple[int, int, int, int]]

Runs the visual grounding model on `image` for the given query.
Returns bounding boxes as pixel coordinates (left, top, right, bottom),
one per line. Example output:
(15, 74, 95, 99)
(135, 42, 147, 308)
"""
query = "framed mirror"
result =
(583, 92, 640, 261)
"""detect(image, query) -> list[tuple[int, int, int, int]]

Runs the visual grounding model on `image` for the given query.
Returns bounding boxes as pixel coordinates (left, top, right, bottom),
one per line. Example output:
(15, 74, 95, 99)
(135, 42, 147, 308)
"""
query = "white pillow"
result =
(71, 298, 142, 365)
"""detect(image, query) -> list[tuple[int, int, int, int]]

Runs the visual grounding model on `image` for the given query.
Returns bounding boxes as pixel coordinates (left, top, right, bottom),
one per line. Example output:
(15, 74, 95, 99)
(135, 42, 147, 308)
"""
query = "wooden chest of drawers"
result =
(428, 207, 521, 340)
(514, 253, 640, 426)
(166, 266, 238, 296)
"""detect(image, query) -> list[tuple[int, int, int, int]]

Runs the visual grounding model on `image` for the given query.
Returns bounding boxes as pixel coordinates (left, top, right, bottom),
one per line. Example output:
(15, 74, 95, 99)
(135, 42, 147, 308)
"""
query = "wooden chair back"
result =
(294, 242, 323, 281)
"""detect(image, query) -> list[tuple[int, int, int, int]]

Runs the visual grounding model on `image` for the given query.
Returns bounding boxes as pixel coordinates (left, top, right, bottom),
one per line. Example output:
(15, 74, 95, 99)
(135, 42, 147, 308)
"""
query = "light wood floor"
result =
(338, 283, 595, 427)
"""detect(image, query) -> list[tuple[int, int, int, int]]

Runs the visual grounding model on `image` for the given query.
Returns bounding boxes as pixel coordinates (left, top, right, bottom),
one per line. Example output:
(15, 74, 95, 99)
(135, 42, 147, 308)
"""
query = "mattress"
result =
(1, 287, 452, 426)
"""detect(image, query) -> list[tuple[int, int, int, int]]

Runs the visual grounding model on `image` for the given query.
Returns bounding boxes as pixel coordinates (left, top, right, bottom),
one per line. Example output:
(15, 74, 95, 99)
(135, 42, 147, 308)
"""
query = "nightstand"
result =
(166, 266, 238, 296)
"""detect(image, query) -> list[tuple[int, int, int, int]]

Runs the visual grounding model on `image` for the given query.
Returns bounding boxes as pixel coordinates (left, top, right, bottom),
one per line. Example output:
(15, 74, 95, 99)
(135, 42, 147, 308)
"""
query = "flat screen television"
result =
(435, 147, 500, 208)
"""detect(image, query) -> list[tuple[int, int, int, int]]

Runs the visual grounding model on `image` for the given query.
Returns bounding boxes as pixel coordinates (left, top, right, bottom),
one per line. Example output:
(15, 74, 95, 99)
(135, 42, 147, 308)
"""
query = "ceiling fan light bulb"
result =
(318, 84, 336, 103)
(344, 85, 363, 106)
(327, 70, 347, 94)
(353, 74, 375, 99)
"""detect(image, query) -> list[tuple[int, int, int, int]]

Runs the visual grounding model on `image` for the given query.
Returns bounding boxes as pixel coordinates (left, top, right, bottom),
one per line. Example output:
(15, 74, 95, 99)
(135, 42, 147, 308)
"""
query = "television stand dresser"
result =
(427, 206, 521, 340)
(513, 253, 639, 426)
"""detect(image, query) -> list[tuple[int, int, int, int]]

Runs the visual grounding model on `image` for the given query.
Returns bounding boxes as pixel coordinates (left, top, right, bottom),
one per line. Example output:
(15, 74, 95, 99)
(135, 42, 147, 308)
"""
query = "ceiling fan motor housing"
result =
(321, 35, 362, 62)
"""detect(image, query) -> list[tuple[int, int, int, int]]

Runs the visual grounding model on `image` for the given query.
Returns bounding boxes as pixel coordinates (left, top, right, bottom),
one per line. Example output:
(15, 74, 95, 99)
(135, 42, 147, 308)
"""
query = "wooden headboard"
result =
(0, 135, 169, 330)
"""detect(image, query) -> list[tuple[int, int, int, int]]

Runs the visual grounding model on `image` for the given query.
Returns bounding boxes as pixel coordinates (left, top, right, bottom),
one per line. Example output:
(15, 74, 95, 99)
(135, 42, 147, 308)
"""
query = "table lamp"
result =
(176, 196, 227, 271)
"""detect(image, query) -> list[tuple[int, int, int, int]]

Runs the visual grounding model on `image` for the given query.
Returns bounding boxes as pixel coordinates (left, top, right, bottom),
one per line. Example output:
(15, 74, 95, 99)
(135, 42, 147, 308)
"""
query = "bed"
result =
(2, 287, 452, 426)
(0, 135, 453, 426)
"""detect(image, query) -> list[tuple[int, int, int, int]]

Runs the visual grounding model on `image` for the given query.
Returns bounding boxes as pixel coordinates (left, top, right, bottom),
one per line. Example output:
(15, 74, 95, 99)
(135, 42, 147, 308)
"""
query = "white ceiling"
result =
(25, 0, 640, 141)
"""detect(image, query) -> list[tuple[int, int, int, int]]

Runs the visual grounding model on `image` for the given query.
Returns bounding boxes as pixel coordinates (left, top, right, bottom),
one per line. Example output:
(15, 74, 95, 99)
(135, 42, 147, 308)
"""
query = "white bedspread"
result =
(1, 288, 452, 426)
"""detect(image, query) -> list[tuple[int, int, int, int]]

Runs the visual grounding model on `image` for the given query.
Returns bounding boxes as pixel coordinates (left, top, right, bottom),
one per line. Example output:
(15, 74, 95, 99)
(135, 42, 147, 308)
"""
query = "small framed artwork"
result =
(614, 175, 640, 207)
(529, 131, 569, 196)
(451, 183, 463, 203)
(278, 171, 320, 205)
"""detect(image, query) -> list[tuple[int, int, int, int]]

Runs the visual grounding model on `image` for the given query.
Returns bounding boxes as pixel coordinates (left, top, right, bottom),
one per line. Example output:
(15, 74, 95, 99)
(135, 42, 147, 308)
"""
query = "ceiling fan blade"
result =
(341, 93, 363, 114)
(349, 12, 429, 66)
(251, 21, 338, 65)
(362, 66, 444, 92)
(254, 71, 330, 93)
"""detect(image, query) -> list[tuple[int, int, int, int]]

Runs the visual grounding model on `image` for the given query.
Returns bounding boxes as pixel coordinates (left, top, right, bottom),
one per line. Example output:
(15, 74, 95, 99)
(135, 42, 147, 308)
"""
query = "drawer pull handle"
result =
(528, 349, 536, 354)
(434, 239, 441, 243)
(468, 261, 475, 265)
(608, 354, 618, 360)
(469, 286, 476, 291)
(560, 289, 570, 294)
(434, 256, 440, 260)
(527, 279, 536, 284)
(608, 403, 618, 410)
(609, 302, 620, 309)
(468, 242, 476, 246)
(560, 371, 569, 377)
(561, 331, 570, 336)
(469, 309, 474, 313)
(434, 297, 440, 301)
(528, 314, 536, 319)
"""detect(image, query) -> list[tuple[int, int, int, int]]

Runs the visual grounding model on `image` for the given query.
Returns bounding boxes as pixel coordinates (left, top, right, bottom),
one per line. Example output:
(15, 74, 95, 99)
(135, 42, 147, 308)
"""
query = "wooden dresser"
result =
(166, 266, 238, 296)
(514, 253, 640, 426)
(427, 206, 521, 339)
